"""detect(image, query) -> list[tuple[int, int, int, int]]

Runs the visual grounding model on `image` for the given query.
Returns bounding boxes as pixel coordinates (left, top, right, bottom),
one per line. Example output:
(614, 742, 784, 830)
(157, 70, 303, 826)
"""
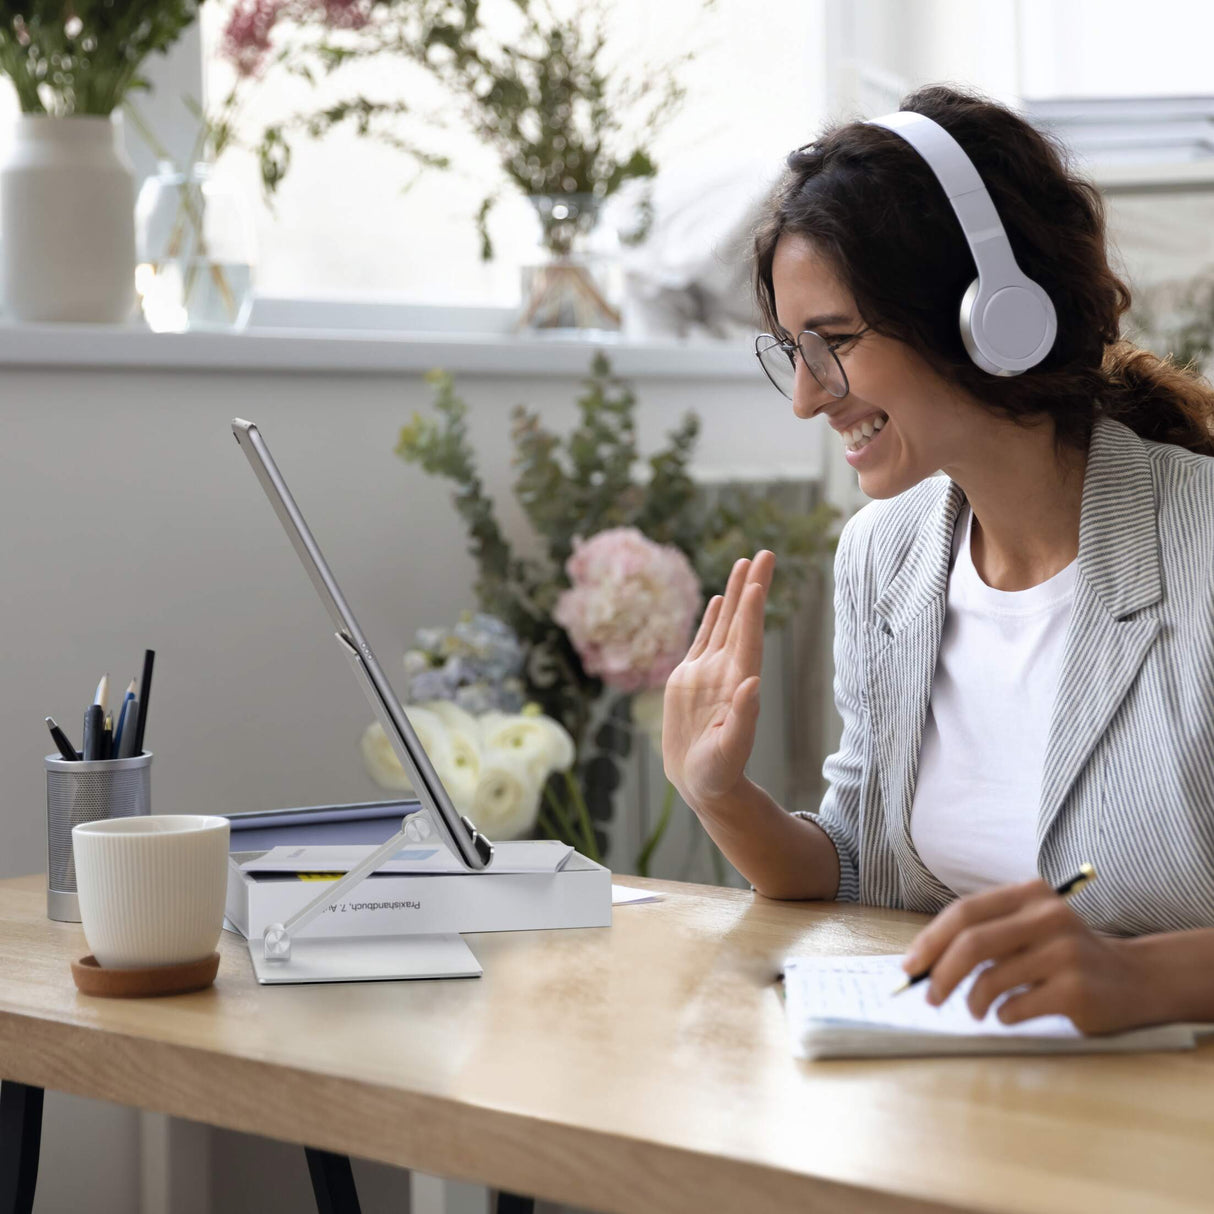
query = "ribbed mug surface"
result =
(72, 815, 230, 968)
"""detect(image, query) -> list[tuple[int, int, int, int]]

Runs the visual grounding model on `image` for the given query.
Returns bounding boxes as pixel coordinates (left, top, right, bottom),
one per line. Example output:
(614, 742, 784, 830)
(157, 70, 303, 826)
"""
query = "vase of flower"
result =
(517, 193, 623, 334)
(135, 160, 256, 333)
(0, 114, 136, 323)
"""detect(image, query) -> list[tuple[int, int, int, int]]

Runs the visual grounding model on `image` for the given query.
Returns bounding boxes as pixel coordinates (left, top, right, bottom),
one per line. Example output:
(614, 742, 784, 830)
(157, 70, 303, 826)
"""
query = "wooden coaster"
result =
(71, 952, 220, 998)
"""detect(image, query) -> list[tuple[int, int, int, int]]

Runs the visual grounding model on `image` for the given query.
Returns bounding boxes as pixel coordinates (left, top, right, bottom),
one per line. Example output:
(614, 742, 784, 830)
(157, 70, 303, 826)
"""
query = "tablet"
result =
(231, 419, 493, 871)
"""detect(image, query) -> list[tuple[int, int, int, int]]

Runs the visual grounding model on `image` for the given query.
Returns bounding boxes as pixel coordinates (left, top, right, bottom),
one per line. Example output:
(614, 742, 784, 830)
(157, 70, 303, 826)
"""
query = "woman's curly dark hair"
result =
(753, 84, 1214, 457)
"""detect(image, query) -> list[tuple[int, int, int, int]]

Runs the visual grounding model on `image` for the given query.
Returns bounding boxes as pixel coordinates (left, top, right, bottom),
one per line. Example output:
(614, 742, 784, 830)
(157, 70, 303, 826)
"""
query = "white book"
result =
(782, 954, 1200, 1059)
(241, 839, 574, 876)
(226, 849, 610, 942)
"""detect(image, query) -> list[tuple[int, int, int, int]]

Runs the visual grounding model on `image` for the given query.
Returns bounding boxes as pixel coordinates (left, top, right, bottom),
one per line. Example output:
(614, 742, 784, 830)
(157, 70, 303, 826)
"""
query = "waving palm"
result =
(662, 551, 776, 813)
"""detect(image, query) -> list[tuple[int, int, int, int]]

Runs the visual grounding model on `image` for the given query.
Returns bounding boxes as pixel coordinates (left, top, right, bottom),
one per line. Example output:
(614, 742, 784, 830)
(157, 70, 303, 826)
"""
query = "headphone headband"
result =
(866, 110, 1057, 377)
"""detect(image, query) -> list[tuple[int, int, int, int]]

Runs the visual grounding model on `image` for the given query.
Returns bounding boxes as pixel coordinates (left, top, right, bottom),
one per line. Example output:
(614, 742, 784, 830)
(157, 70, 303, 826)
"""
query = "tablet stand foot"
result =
(0, 1080, 43, 1214)
(305, 1146, 362, 1214)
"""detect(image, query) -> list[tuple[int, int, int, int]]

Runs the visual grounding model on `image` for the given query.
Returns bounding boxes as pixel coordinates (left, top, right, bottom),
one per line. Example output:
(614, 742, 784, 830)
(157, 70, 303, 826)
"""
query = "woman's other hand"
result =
(901, 879, 1160, 1034)
(662, 551, 776, 819)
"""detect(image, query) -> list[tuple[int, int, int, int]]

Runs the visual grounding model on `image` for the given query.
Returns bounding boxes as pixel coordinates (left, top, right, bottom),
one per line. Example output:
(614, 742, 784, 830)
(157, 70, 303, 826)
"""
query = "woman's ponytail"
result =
(1100, 342, 1214, 457)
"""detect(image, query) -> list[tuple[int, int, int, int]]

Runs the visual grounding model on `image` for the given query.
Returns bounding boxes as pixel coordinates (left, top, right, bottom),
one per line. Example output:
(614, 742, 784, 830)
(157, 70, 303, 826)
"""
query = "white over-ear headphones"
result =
(867, 110, 1057, 377)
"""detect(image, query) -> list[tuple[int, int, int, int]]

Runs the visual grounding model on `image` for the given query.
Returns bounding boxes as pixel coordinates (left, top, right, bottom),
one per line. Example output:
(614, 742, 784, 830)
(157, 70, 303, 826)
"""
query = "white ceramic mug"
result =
(72, 815, 230, 969)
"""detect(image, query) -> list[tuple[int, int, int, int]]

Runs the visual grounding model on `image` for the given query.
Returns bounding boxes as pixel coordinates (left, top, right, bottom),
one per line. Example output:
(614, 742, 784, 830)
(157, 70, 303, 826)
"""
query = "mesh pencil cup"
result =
(45, 751, 152, 922)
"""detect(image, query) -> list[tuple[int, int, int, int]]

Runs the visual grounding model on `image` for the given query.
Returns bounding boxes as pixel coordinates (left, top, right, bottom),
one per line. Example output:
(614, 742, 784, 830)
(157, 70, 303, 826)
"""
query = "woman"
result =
(661, 85, 1214, 1035)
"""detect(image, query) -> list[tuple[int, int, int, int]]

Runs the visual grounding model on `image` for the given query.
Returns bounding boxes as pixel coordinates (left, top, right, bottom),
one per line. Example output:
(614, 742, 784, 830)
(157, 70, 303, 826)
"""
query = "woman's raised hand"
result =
(662, 551, 776, 817)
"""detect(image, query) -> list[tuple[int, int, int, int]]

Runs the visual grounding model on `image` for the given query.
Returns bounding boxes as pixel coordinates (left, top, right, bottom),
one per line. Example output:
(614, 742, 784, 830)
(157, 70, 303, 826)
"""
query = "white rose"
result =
(434, 734, 481, 812)
(423, 698, 481, 738)
(419, 701, 483, 810)
(479, 711, 574, 782)
(467, 752, 542, 839)
(360, 722, 415, 791)
(403, 704, 454, 769)
(361, 707, 454, 793)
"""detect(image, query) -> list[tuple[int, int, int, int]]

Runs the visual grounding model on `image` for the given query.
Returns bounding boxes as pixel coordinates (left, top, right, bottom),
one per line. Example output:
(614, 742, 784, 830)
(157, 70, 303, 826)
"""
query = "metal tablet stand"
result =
(247, 805, 483, 985)
(246, 635, 487, 985)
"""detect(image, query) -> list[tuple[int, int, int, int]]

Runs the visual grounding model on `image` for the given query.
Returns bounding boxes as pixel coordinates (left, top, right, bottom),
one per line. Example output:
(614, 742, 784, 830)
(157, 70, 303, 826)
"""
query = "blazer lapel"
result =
(1037, 417, 1163, 848)
(867, 479, 965, 909)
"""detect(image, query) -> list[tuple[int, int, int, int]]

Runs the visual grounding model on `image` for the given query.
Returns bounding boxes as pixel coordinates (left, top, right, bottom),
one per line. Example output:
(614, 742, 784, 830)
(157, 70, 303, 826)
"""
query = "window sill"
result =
(0, 321, 756, 379)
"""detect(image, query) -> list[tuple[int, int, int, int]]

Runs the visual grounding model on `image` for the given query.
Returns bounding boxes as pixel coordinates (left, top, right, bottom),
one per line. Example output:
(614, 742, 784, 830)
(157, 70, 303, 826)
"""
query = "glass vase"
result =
(517, 193, 622, 335)
(135, 160, 255, 333)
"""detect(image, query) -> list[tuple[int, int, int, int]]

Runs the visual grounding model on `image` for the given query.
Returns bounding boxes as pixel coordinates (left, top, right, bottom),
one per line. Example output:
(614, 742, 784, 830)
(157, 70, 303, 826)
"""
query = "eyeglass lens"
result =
(755, 332, 848, 400)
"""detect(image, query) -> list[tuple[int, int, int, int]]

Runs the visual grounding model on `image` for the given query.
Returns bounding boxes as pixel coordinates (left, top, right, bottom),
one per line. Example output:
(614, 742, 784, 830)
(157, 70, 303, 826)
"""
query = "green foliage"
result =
(395, 352, 840, 750)
(1130, 272, 1214, 373)
(406, 0, 687, 258)
(0, 0, 202, 116)
(230, 0, 701, 250)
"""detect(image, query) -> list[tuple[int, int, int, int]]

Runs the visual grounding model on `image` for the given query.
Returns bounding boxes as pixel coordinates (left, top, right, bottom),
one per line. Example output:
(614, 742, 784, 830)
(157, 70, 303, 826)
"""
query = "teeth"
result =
(841, 412, 888, 452)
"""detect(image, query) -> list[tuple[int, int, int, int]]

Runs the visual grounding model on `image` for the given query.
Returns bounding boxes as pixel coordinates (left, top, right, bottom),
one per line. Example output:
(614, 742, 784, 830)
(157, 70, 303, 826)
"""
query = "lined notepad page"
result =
(782, 954, 1198, 1059)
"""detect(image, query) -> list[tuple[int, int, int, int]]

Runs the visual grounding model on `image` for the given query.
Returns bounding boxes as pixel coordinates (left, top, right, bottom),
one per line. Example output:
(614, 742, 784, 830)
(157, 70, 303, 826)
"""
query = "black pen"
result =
(45, 717, 80, 761)
(131, 649, 155, 756)
(892, 864, 1098, 996)
(82, 703, 104, 761)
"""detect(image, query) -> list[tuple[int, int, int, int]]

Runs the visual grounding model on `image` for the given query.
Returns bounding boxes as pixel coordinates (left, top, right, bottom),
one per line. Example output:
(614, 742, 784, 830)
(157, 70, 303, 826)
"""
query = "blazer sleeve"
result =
(792, 521, 865, 901)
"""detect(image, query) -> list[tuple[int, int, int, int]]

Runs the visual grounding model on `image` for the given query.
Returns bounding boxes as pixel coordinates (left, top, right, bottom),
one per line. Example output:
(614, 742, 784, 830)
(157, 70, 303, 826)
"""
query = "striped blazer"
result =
(799, 415, 1214, 935)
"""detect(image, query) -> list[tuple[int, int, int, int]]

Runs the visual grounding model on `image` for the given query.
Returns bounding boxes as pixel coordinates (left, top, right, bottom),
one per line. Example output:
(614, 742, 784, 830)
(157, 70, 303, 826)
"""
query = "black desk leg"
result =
(493, 1192, 535, 1214)
(0, 1081, 43, 1214)
(305, 1147, 362, 1214)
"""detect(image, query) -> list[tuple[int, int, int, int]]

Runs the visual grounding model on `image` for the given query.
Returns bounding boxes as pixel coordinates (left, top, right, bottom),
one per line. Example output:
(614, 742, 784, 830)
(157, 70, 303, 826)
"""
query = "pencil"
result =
(891, 864, 1098, 996)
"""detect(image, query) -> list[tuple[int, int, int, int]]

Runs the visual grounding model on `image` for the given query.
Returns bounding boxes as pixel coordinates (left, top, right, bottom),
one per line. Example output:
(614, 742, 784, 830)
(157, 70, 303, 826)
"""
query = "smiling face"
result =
(770, 231, 982, 499)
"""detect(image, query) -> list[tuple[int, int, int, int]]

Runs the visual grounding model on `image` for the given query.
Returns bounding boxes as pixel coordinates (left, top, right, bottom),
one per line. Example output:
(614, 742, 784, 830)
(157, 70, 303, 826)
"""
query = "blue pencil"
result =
(112, 681, 137, 757)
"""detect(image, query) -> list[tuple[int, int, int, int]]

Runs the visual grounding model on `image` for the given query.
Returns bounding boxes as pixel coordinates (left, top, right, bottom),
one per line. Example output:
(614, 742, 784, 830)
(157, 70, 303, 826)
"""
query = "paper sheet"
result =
(612, 884, 661, 905)
(783, 953, 1083, 1038)
(781, 954, 1200, 1059)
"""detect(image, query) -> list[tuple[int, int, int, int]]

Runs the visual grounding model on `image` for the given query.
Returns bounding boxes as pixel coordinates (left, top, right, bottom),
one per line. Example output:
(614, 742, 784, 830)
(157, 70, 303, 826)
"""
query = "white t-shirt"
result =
(909, 503, 1078, 897)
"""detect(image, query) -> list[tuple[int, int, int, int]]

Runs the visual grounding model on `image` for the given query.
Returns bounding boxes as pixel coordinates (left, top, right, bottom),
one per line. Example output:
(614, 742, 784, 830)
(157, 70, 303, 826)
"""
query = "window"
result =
(201, 0, 827, 307)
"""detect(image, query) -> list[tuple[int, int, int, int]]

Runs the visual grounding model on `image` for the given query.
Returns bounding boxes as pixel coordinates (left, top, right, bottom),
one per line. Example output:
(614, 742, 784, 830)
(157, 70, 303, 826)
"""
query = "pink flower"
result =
(221, 0, 370, 77)
(221, 0, 286, 77)
(553, 527, 702, 694)
(315, 0, 371, 29)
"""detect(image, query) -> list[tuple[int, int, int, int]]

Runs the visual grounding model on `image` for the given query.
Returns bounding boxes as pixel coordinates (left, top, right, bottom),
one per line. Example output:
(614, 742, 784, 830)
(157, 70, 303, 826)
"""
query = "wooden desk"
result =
(3, 871, 1214, 1214)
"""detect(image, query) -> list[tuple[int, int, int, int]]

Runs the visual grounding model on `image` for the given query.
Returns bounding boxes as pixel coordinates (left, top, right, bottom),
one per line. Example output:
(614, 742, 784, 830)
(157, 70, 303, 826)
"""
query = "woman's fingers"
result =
(903, 878, 1052, 976)
(722, 582, 767, 679)
(708, 557, 751, 652)
(925, 896, 1079, 1008)
(966, 935, 1073, 1022)
(717, 675, 761, 763)
(685, 595, 723, 662)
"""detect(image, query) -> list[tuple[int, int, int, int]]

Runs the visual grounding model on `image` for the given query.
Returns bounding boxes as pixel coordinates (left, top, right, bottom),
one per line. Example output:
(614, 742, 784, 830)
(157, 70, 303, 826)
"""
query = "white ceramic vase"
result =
(0, 113, 136, 323)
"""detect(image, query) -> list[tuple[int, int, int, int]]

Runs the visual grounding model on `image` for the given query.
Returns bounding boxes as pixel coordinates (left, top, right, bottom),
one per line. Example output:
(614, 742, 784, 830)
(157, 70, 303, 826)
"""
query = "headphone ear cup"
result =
(960, 277, 1056, 377)
(959, 279, 982, 365)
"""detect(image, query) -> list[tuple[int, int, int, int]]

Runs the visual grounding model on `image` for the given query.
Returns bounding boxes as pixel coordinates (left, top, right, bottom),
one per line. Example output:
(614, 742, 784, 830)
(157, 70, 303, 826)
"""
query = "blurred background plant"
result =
(0, 0, 203, 116)
(211, 0, 709, 268)
(1131, 269, 1214, 373)
(394, 351, 839, 871)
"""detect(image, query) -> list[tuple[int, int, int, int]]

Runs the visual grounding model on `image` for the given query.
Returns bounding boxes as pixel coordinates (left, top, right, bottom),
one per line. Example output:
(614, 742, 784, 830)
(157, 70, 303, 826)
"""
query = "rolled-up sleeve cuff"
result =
(792, 811, 861, 902)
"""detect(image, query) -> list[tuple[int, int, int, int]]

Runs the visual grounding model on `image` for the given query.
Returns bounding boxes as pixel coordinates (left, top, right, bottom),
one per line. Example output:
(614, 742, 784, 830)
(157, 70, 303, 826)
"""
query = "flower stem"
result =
(542, 780, 581, 848)
(635, 780, 676, 878)
(564, 768, 602, 864)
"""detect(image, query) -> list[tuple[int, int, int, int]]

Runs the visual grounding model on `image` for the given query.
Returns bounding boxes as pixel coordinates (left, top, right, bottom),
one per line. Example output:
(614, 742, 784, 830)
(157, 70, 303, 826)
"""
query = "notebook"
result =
(781, 954, 1201, 1059)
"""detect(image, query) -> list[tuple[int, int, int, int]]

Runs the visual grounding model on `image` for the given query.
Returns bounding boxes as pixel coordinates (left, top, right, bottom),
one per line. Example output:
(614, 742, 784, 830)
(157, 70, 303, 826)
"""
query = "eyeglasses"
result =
(754, 327, 870, 400)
